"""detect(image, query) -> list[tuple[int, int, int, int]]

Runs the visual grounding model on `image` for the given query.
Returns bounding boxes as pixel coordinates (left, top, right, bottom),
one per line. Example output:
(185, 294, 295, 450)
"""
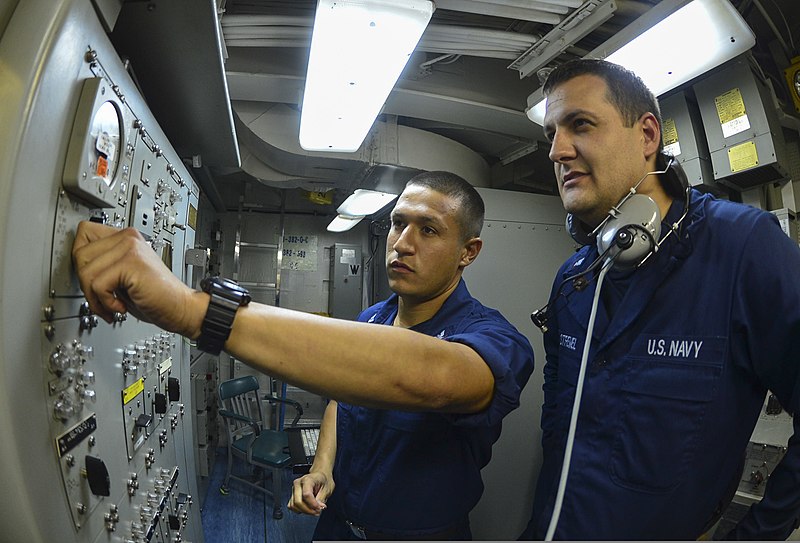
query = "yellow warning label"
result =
(663, 118, 679, 146)
(715, 88, 747, 124)
(122, 378, 144, 405)
(188, 204, 197, 230)
(715, 88, 751, 138)
(305, 190, 334, 205)
(728, 141, 759, 173)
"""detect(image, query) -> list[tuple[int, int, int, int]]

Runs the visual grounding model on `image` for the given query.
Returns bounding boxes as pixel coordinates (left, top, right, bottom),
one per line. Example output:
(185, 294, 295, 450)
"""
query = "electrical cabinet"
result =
(660, 90, 716, 188)
(694, 55, 790, 189)
(328, 243, 364, 320)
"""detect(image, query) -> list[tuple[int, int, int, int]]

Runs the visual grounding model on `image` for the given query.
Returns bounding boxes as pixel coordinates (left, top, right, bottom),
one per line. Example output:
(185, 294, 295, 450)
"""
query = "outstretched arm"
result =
(72, 222, 494, 412)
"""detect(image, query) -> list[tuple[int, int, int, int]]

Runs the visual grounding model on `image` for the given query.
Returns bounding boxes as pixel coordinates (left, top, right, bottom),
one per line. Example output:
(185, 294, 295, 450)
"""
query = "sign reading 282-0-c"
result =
(282, 235, 318, 271)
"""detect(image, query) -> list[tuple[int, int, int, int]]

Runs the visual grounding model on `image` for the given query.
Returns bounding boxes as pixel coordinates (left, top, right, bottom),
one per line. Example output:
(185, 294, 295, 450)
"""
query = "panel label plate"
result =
(55, 413, 97, 458)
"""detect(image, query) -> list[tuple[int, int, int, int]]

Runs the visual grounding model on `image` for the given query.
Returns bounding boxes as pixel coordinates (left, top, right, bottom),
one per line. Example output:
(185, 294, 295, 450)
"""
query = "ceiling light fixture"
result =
(525, 0, 756, 125)
(337, 189, 398, 217)
(326, 189, 398, 233)
(326, 214, 366, 233)
(300, 0, 434, 152)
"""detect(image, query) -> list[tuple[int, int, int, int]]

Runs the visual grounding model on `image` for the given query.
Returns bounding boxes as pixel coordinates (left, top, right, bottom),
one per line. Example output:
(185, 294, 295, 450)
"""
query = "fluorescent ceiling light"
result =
(327, 214, 365, 232)
(299, 0, 434, 152)
(337, 189, 398, 217)
(525, 0, 755, 125)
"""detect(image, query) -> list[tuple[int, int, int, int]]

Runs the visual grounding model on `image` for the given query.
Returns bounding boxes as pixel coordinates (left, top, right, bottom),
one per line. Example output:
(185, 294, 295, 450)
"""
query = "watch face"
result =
(218, 277, 247, 294)
(201, 276, 251, 305)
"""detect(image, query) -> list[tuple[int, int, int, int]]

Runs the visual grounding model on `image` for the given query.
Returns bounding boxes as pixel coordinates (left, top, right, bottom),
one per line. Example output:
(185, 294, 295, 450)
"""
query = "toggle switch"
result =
(135, 413, 153, 429)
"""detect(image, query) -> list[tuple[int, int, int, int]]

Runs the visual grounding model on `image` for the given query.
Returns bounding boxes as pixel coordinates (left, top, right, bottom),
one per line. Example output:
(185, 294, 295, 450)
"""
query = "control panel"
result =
(0, 1, 204, 541)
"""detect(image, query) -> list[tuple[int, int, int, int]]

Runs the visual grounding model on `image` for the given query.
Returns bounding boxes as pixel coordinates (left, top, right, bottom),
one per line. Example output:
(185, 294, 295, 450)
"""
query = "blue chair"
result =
(217, 375, 303, 519)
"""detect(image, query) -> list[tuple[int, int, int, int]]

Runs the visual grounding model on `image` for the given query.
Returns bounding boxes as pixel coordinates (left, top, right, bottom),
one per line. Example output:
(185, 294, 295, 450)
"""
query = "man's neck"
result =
(642, 173, 674, 224)
(393, 279, 460, 328)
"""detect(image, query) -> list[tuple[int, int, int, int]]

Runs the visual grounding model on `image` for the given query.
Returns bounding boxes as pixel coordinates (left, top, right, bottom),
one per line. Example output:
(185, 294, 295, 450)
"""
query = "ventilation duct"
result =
(232, 102, 490, 196)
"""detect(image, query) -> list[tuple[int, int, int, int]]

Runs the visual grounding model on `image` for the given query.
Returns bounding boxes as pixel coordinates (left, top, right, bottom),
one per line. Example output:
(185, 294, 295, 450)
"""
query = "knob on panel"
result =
(84, 455, 110, 497)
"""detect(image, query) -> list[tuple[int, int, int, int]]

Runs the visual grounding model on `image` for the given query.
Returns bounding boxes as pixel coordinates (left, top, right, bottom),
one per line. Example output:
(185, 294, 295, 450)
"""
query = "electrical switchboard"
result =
(0, 1, 204, 542)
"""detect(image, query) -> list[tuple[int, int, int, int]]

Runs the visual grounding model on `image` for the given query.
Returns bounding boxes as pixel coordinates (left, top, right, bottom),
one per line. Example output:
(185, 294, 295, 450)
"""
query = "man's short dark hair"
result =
(405, 171, 484, 240)
(543, 59, 663, 150)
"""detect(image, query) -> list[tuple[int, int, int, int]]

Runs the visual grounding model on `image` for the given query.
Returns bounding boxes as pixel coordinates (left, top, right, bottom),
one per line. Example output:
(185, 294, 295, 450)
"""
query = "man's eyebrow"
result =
(391, 211, 446, 229)
(544, 108, 596, 139)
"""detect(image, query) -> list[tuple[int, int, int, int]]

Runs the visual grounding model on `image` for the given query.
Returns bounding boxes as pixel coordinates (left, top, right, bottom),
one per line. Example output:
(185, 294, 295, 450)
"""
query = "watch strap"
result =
(197, 278, 249, 355)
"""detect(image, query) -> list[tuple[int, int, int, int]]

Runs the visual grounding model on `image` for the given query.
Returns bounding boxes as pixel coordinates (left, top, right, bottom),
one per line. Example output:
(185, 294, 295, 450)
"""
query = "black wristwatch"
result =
(197, 276, 251, 355)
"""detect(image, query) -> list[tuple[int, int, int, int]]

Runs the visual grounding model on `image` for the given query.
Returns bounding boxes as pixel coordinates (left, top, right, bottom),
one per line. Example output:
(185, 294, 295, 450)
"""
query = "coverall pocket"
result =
(375, 411, 456, 487)
(610, 358, 721, 492)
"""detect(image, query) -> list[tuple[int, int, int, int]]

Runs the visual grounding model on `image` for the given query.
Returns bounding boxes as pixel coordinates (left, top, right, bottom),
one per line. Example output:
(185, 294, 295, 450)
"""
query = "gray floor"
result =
(201, 447, 319, 542)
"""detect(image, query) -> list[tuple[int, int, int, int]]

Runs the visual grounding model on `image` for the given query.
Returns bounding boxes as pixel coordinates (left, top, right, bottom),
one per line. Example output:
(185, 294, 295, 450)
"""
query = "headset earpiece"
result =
(659, 152, 689, 199)
(566, 213, 596, 246)
(596, 194, 661, 269)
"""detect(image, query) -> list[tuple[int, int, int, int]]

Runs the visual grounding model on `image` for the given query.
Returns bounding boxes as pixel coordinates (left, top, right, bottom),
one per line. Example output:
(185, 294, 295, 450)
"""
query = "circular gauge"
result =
(794, 70, 800, 99)
(89, 100, 122, 187)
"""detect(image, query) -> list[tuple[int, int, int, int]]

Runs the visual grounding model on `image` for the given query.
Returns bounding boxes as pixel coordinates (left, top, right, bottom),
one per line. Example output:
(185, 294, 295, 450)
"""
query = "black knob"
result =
(154, 393, 167, 415)
(614, 228, 635, 250)
(85, 455, 110, 496)
(168, 377, 180, 402)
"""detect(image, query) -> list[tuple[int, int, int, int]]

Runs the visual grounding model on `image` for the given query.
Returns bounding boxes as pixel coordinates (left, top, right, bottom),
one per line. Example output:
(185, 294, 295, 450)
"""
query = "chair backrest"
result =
(219, 375, 264, 439)
(219, 374, 259, 401)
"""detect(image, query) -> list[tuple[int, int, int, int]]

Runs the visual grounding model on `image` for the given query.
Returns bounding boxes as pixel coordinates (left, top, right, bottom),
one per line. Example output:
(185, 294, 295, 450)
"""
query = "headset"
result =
(531, 153, 691, 333)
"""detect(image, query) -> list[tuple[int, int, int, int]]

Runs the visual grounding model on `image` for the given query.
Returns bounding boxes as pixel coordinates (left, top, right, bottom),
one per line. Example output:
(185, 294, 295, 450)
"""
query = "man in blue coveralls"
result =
(287, 171, 535, 539)
(520, 59, 800, 540)
(72, 171, 534, 539)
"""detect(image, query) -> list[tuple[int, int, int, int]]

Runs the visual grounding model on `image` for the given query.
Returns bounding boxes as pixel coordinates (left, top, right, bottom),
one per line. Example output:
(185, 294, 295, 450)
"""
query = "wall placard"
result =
(281, 234, 318, 271)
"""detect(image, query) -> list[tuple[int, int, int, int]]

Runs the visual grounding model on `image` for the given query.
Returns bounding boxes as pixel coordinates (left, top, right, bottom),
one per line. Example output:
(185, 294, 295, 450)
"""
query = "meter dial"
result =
(89, 101, 122, 187)
(794, 70, 800, 98)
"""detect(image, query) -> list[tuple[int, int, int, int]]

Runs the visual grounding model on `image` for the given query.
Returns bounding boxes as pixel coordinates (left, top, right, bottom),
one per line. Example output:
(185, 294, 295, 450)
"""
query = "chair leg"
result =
(220, 445, 234, 494)
(271, 467, 283, 519)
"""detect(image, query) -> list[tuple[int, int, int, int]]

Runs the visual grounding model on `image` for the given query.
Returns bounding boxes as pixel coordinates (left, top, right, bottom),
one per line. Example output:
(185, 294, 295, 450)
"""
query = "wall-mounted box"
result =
(693, 55, 790, 189)
(660, 90, 716, 188)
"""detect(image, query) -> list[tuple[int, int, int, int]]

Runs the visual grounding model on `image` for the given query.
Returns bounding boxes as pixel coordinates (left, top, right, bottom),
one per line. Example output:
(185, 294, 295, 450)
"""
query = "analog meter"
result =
(63, 78, 125, 207)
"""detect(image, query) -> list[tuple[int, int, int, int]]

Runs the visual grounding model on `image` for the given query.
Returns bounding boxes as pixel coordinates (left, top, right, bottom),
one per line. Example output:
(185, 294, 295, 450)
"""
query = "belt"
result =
(345, 519, 464, 540)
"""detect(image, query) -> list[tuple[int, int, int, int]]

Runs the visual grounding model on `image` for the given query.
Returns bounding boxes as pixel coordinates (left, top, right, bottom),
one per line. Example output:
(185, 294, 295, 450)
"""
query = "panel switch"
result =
(167, 377, 180, 402)
(135, 413, 153, 429)
(154, 393, 167, 415)
(84, 455, 111, 496)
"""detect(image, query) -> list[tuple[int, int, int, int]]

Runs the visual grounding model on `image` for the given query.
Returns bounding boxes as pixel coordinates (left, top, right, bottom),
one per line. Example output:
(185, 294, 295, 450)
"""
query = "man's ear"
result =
(460, 237, 483, 268)
(640, 112, 661, 160)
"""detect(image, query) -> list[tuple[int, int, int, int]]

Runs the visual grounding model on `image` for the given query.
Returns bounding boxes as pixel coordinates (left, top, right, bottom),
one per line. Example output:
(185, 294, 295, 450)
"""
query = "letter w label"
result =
(348, 264, 360, 276)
